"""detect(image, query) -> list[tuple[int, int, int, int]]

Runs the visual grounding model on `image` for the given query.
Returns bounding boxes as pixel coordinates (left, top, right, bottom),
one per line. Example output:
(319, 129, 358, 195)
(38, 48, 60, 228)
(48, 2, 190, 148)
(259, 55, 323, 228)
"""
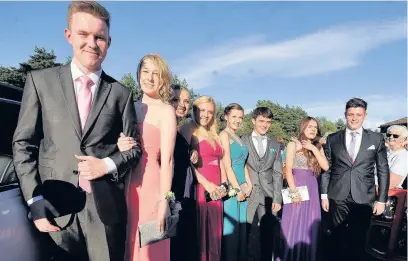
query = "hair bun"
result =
(219, 112, 226, 122)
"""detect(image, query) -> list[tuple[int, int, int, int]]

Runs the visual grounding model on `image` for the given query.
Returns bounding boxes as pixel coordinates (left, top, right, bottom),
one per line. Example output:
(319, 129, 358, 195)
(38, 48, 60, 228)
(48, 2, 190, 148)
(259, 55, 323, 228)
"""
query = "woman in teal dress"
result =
(219, 103, 252, 261)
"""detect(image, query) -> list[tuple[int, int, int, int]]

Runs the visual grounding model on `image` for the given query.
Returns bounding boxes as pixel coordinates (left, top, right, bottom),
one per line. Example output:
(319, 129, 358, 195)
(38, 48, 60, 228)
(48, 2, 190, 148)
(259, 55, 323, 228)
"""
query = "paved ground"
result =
(246, 217, 381, 261)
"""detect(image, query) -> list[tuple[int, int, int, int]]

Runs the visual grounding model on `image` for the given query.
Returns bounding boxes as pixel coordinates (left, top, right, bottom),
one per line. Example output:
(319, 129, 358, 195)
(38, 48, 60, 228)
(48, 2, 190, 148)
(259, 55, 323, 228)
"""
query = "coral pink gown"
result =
(125, 122, 170, 261)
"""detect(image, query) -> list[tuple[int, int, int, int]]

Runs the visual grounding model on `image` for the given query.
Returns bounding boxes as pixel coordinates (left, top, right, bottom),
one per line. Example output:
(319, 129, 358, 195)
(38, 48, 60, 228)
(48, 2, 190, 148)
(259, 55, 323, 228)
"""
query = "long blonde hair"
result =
(136, 53, 172, 103)
(192, 95, 219, 144)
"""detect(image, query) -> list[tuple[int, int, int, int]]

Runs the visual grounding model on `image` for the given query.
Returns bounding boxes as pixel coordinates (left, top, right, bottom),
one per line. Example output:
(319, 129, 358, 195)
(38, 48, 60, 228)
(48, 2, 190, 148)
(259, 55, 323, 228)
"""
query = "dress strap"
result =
(224, 129, 243, 146)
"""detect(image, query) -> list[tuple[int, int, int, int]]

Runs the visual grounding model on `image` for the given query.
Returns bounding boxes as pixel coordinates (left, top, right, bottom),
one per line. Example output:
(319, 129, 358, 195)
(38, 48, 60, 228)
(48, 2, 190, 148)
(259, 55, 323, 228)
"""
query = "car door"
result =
(0, 83, 51, 261)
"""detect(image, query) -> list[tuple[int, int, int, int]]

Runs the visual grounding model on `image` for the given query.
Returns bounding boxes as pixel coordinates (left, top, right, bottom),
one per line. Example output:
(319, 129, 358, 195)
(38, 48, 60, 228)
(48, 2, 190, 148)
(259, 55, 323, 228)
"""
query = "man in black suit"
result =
(321, 98, 389, 261)
(12, 2, 141, 260)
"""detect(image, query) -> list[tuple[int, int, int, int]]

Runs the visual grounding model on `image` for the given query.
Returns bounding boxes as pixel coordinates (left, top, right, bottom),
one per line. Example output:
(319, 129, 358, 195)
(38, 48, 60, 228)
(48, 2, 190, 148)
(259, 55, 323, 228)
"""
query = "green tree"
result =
(0, 46, 62, 87)
(20, 46, 62, 71)
(236, 114, 253, 137)
(317, 117, 337, 135)
(236, 115, 288, 140)
(216, 103, 226, 131)
(335, 118, 346, 130)
(0, 67, 24, 87)
(268, 121, 288, 140)
(65, 56, 72, 65)
(171, 74, 200, 102)
(120, 72, 141, 101)
(256, 100, 308, 138)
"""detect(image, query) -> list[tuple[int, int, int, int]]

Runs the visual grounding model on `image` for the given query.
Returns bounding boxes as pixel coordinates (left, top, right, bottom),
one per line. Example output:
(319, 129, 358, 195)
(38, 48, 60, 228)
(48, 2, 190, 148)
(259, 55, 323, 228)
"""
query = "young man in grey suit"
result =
(12, 2, 141, 260)
(321, 98, 389, 261)
(241, 107, 283, 261)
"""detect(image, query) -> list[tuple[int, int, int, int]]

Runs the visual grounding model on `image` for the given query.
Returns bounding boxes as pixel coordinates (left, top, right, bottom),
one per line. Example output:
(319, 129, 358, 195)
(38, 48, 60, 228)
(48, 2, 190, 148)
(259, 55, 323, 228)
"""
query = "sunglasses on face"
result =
(386, 133, 400, 139)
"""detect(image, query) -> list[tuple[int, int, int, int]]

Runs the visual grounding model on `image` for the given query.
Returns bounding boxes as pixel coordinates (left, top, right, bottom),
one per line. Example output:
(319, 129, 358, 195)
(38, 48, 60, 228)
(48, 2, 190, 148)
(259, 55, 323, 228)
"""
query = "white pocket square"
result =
(367, 145, 375, 150)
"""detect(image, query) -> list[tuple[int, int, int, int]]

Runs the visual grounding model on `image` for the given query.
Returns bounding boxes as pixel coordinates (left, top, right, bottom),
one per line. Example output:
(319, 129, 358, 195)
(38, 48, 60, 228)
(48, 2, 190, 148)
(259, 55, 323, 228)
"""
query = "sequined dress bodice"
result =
(293, 152, 312, 170)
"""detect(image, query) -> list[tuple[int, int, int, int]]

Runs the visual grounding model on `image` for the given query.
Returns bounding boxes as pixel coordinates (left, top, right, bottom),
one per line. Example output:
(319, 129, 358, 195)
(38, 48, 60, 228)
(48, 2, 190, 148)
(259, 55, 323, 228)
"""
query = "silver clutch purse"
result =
(138, 200, 182, 247)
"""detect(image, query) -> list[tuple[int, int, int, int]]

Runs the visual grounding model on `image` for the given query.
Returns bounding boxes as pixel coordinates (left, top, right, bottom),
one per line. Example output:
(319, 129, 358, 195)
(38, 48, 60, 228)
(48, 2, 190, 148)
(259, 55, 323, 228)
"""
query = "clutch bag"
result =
(204, 182, 228, 202)
(138, 214, 179, 247)
(138, 200, 182, 247)
(281, 186, 309, 204)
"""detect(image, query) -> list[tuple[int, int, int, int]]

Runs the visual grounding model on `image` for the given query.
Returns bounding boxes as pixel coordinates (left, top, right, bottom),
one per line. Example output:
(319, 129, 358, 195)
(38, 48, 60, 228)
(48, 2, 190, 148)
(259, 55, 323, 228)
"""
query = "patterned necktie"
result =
(77, 75, 93, 193)
(348, 132, 357, 162)
(254, 136, 266, 158)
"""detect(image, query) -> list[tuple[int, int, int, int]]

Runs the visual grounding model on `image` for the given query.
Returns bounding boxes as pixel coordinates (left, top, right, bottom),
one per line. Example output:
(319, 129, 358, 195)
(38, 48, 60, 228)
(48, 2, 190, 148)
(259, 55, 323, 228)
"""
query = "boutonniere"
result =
(269, 148, 277, 153)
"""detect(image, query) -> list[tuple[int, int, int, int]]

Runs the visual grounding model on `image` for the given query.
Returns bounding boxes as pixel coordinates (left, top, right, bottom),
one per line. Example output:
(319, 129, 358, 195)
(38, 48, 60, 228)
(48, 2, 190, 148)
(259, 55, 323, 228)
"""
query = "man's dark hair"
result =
(345, 98, 367, 111)
(252, 107, 273, 120)
(171, 83, 181, 91)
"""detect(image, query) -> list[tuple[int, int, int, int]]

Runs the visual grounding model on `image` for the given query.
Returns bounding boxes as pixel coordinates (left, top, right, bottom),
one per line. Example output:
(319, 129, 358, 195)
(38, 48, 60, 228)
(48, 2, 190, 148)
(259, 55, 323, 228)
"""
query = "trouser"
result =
(328, 194, 372, 261)
(48, 193, 126, 261)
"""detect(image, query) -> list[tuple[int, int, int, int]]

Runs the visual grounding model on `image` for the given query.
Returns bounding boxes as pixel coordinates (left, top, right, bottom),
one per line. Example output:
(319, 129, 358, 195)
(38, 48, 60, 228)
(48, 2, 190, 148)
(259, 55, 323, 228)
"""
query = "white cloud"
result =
(302, 95, 407, 130)
(173, 19, 406, 90)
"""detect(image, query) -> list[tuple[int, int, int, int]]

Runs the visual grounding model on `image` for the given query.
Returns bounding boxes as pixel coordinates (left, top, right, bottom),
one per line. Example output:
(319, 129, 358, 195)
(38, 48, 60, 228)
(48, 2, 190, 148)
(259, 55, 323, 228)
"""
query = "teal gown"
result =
(222, 139, 249, 261)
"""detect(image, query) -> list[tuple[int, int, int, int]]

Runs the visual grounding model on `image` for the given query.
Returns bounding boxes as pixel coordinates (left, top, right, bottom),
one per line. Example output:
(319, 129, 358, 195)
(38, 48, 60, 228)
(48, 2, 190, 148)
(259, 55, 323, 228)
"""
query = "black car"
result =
(0, 82, 49, 261)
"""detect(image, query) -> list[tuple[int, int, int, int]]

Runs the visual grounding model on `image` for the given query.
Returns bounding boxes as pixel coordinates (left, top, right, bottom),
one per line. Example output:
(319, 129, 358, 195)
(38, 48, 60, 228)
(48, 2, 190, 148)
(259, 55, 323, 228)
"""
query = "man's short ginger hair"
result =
(67, 1, 110, 29)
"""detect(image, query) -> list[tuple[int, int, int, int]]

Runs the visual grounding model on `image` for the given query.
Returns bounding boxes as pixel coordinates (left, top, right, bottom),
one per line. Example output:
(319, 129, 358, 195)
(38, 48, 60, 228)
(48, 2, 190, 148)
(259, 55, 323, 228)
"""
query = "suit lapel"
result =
(245, 136, 261, 171)
(57, 65, 82, 139)
(340, 130, 353, 165)
(82, 71, 112, 139)
(248, 135, 261, 161)
(354, 129, 369, 164)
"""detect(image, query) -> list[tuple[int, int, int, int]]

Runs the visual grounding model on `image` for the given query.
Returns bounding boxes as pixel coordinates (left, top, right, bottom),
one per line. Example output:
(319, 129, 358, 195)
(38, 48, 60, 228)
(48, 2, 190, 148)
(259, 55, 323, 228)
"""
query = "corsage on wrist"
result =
(227, 185, 241, 197)
(164, 191, 175, 202)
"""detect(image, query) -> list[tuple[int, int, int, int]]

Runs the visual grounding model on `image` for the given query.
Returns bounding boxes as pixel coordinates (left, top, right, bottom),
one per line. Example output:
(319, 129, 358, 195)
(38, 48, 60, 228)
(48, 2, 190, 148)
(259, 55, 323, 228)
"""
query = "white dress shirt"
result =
(251, 131, 268, 155)
(27, 61, 117, 206)
(71, 60, 102, 101)
(345, 126, 363, 161)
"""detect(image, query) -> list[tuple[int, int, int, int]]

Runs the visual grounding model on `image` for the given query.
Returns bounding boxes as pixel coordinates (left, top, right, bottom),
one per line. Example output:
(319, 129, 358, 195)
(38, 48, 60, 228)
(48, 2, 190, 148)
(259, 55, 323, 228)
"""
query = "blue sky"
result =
(0, 1, 406, 129)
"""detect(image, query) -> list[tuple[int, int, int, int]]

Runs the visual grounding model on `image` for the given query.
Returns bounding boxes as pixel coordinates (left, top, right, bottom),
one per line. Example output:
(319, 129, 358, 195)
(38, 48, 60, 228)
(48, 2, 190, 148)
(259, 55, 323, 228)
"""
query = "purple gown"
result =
(277, 152, 321, 261)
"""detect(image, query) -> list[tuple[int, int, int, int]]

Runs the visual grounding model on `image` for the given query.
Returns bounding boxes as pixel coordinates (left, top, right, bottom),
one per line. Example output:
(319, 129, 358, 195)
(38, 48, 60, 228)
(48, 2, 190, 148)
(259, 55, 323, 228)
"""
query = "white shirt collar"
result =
(252, 131, 266, 138)
(70, 59, 102, 85)
(346, 126, 363, 136)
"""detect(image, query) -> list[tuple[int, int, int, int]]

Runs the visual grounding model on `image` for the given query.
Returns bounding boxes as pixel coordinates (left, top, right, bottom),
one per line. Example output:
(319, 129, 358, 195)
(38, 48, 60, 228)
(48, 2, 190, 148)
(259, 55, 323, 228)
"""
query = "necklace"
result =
(225, 128, 243, 146)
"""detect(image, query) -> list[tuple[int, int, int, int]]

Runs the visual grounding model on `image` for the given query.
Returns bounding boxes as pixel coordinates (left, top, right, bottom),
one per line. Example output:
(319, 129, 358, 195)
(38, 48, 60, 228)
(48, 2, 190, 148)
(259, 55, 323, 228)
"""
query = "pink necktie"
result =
(77, 75, 93, 193)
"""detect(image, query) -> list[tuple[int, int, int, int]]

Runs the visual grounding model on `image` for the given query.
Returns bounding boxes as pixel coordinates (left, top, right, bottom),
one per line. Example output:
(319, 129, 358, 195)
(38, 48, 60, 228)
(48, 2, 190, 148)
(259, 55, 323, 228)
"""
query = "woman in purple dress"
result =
(277, 117, 329, 261)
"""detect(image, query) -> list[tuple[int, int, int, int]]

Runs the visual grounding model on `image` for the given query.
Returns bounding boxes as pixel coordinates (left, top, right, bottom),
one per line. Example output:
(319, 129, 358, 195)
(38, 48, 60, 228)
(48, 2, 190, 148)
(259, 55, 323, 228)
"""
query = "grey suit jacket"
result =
(12, 64, 142, 227)
(241, 135, 283, 204)
(321, 129, 389, 204)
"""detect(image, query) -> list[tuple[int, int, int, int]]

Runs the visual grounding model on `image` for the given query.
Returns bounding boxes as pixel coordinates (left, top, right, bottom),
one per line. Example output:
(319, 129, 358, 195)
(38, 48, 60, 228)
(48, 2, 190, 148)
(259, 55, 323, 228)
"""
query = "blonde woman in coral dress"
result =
(123, 54, 177, 261)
